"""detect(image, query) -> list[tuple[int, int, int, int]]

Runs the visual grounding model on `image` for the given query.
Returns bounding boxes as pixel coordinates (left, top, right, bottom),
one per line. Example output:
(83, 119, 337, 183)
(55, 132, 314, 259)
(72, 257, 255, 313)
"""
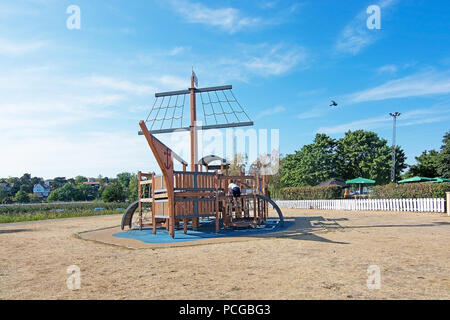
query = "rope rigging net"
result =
(145, 93, 187, 132)
(143, 87, 253, 134)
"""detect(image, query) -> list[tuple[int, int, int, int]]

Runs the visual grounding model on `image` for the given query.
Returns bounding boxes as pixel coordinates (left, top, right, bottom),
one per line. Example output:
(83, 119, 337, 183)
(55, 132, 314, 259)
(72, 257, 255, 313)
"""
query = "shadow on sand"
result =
(274, 215, 450, 245)
(0, 228, 33, 234)
(272, 216, 350, 245)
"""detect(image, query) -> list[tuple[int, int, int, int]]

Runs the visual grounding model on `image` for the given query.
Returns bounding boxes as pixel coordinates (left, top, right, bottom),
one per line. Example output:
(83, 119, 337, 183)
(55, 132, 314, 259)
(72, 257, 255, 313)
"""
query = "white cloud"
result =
(0, 2, 40, 18)
(68, 94, 126, 107)
(169, 0, 262, 33)
(257, 105, 286, 119)
(0, 38, 45, 55)
(297, 88, 326, 97)
(297, 108, 325, 120)
(298, 69, 450, 120)
(0, 131, 157, 178)
(209, 43, 309, 82)
(317, 105, 450, 134)
(169, 46, 186, 56)
(155, 75, 189, 90)
(0, 65, 195, 177)
(317, 115, 389, 134)
(347, 70, 450, 103)
(244, 44, 308, 76)
(377, 64, 398, 75)
(261, 1, 279, 9)
(335, 0, 397, 55)
(82, 76, 155, 95)
(71, 74, 188, 94)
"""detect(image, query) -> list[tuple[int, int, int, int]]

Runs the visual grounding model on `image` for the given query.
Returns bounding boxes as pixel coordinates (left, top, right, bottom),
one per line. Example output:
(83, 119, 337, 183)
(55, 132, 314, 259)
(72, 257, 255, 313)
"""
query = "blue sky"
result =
(0, 0, 449, 178)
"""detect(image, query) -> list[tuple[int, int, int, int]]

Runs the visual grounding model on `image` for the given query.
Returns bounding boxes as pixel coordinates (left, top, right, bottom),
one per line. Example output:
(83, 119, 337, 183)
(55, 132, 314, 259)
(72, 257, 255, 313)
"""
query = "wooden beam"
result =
(139, 120, 175, 238)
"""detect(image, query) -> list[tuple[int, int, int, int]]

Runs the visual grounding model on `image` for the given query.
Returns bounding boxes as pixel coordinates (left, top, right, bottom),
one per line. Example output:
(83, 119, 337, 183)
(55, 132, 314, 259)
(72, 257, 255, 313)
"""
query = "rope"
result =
(144, 94, 187, 131)
(144, 88, 252, 132)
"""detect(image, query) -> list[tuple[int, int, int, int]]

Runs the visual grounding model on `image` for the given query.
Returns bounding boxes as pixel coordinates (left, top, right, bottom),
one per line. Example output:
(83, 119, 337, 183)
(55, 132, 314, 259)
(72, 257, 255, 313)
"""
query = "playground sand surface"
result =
(0, 209, 449, 299)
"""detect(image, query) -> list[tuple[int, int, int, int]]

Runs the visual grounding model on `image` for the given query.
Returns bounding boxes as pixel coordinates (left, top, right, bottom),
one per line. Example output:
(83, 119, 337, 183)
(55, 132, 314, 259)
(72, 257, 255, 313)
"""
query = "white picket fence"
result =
(275, 198, 446, 213)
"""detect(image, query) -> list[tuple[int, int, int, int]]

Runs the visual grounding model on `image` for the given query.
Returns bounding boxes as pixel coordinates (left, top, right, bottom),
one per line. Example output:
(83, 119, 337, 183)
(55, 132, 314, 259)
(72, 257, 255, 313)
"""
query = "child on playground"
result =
(228, 180, 241, 207)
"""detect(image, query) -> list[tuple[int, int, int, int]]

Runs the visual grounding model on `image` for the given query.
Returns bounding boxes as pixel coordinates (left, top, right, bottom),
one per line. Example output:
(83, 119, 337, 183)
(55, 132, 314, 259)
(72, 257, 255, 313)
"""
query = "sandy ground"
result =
(0, 209, 449, 300)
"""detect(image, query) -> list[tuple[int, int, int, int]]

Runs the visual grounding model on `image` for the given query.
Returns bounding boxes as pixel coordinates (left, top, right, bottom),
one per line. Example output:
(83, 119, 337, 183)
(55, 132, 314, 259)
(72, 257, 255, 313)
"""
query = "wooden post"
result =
(263, 175, 268, 220)
(138, 171, 142, 231)
(183, 218, 188, 234)
(139, 121, 175, 238)
(190, 72, 197, 172)
(447, 192, 450, 216)
(190, 72, 200, 229)
(152, 173, 156, 234)
(215, 171, 220, 233)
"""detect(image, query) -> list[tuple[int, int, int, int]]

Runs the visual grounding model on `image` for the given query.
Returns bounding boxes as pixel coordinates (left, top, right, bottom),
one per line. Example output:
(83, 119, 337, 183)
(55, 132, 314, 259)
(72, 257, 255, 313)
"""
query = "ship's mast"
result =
(142, 72, 254, 172)
(190, 72, 198, 172)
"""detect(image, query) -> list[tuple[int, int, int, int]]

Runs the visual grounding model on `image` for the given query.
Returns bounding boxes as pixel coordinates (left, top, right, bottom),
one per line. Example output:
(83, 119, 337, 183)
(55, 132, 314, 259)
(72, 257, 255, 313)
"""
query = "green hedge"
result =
(280, 186, 342, 200)
(371, 183, 450, 199)
(0, 202, 127, 223)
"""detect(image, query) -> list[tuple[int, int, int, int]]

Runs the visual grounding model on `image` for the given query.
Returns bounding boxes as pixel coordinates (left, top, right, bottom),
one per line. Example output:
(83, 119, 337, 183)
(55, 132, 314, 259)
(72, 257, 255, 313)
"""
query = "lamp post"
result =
(389, 112, 401, 183)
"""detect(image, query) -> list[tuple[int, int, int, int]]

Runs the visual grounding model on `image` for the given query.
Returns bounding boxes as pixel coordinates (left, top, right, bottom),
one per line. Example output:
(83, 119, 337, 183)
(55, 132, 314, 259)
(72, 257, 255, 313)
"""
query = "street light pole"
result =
(389, 112, 401, 183)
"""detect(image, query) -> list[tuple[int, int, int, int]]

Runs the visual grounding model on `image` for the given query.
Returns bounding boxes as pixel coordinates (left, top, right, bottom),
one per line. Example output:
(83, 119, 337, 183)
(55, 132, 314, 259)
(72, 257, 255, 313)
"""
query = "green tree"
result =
(13, 190, 30, 203)
(437, 131, 450, 178)
(393, 146, 408, 181)
(52, 177, 67, 189)
(336, 130, 407, 184)
(280, 134, 337, 186)
(74, 176, 87, 185)
(17, 173, 33, 193)
(102, 184, 125, 202)
(6, 177, 20, 196)
(20, 184, 32, 193)
(0, 185, 9, 203)
(48, 183, 84, 202)
(19, 173, 31, 186)
(127, 174, 139, 202)
(404, 150, 439, 178)
(228, 154, 247, 176)
(31, 176, 44, 186)
(117, 172, 132, 189)
(78, 183, 97, 200)
(28, 193, 40, 203)
(267, 155, 284, 198)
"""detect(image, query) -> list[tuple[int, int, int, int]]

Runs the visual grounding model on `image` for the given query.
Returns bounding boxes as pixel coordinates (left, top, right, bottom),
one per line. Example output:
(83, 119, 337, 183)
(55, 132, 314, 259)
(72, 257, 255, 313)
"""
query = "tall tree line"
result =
(277, 129, 450, 189)
(278, 130, 407, 187)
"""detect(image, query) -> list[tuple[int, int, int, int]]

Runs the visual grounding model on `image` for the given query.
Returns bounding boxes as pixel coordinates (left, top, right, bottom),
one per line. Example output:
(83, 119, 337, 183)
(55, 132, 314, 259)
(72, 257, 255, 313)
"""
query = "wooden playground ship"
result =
(121, 72, 283, 237)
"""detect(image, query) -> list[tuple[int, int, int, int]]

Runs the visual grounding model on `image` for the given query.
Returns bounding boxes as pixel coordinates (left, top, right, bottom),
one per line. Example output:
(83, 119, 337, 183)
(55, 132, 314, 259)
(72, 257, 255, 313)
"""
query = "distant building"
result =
(83, 181, 100, 187)
(83, 178, 108, 188)
(33, 183, 51, 198)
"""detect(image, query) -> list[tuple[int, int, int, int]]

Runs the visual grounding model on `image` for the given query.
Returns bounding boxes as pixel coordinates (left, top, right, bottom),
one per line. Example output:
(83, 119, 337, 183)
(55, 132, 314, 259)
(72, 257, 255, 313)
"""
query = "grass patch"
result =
(0, 202, 127, 223)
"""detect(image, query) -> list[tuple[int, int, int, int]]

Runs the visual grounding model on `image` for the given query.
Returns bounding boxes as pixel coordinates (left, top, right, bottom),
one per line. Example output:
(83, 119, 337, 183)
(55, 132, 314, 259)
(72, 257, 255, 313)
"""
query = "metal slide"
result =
(120, 200, 139, 230)
(255, 194, 284, 227)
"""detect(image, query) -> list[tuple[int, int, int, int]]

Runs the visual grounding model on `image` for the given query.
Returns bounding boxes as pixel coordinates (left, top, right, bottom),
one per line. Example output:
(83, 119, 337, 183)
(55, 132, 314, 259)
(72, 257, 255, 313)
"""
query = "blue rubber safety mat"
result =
(113, 219, 289, 244)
